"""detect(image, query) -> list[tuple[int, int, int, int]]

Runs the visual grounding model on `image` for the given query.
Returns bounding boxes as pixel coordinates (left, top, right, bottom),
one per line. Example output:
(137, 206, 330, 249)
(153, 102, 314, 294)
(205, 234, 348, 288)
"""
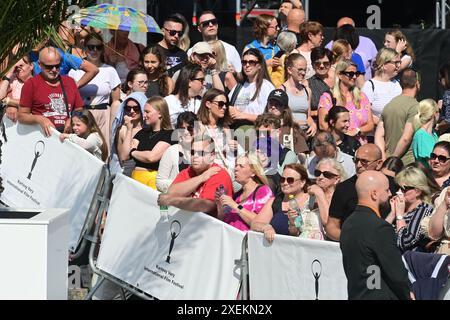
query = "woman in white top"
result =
(69, 32, 121, 151)
(228, 48, 274, 130)
(164, 63, 204, 128)
(279, 53, 317, 137)
(156, 111, 196, 193)
(361, 48, 402, 122)
(295, 21, 324, 80)
(384, 30, 414, 72)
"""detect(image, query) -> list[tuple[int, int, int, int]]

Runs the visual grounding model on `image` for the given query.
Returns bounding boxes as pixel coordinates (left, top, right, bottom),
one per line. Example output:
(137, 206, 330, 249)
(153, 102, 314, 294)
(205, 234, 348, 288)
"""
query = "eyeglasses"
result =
(40, 62, 61, 70)
(353, 157, 378, 166)
(340, 71, 362, 79)
(200, 18, 218, 28)
(241, 60, 259, 66)
(386, 60, 402, 67)
(163, 28, 183, 37)
(191, 149, 206, 157)
(86, 44, 104, 51)
(399, 185, 416, 193)
(136, 80, 149, 86)
(210, 100, 228, 109)
(430, 152, 450, 163)
(313, 61, 331, 69)
(125, 105, 140, 113)
(280, 176, 300, 184)
(191, 77, 205, 84)
(314, 169, 339, 179)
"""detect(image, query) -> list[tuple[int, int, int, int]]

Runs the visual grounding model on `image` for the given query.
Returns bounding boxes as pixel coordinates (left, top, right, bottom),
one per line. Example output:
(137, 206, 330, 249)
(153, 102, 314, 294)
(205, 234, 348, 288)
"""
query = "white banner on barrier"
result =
(0, 118, 104, 251)
(247, 231, 348, 300)
(96, 173, 245, 300)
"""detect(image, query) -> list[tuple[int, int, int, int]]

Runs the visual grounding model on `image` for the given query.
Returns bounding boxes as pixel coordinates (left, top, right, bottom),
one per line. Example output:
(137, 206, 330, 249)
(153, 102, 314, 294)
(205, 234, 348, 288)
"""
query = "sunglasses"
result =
(241, 60, 259, 66)
(191, 150, 206, 157)
(314, 169, 338, 179)
(430, 152, 450, 163)
(313, 61, 331, 69)
(340, 71, 362, 79)
(211, 100, 228, 109)
(200, 18, 218, 28)
(400, 185, 416, 193)
(86, 44, 104, 51)
(191, 77, 205, 84)
(125, 105, 140, 113)
(280, 176, 300, 184)
(353, 157, 377, 166)
(164, 28, 183, 37)
(40, 62, 61, 70)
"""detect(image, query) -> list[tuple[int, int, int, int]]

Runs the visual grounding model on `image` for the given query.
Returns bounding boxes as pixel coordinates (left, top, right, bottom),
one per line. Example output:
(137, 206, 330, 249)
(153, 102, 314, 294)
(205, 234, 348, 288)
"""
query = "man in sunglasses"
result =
(158, 14, 188, 78)
(18, 46, 84, 137)
(375, 68, 420, 165)
(187, 11, 241, 73)
(158, 136, 233, 216)
(325, 143, 399, 241)
(340, 170, 411, 300)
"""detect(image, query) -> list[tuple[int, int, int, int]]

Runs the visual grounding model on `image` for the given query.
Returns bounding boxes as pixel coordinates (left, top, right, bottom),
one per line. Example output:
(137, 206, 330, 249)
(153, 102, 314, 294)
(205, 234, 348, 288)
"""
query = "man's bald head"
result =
(357, 143, 382, 160)
(38, 46, 61, 62)
(38, 46, 61, 82)
(337, 17, 355, 28)
(356, 171, 391, 208)
(287, 8, 305, 32)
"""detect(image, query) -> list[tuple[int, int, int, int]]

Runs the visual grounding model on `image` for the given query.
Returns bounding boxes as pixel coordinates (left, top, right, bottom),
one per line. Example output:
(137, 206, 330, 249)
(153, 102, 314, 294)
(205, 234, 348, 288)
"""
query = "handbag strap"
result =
(229, 83, 243, 106)
(59, 76, 71, 119)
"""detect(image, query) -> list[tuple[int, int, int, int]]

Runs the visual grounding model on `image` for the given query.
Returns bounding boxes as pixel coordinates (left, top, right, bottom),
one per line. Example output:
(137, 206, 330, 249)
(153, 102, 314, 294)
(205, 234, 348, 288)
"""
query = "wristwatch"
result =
(237, 204, 244, 211)
(396, 215, 404, 220)
(1, 75, 10, 82)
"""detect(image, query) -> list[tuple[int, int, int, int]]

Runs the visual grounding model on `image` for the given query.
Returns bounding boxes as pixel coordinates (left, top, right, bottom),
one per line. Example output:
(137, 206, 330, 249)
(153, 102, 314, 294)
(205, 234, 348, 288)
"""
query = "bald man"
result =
(19, 46, 84, 136)
(340, 171, 411, 300)
(282, 8, 306, 46)
(325, 144, 398, 241)
(325, 16, 378, 80)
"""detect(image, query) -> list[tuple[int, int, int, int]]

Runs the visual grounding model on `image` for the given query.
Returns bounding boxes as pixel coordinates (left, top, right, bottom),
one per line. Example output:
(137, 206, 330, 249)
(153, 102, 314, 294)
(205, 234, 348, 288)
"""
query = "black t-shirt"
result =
(134, 129, 173, 170)
(329, 174, 398, 225)
(338, 135, 361, 157)
(157, 44, 187, 77)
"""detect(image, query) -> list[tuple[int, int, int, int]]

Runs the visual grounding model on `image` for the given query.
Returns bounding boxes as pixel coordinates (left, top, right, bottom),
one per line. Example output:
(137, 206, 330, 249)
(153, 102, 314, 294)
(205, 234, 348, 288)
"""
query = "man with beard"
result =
(340, 170, 412, 300)
(325, 143, 398, 241)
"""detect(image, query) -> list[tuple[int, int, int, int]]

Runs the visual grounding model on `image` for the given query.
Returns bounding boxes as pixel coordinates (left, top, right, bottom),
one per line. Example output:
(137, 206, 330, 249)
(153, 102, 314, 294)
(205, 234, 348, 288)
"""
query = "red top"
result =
(20, 74, 84, 128)
(172, 164, 233, 201)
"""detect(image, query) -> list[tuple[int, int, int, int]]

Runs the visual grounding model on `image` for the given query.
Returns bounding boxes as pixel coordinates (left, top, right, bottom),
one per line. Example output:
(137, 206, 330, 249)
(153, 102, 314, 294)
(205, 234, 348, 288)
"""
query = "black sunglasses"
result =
(164, 28, 183, 37)
(399, 185, 416, 193)
(313, 61, 331, 69)
(200, 18, 218, 28)
(86, 44, 104, 51)
(211, 100, 228, 109)
(125, 105, 140, 113)
(280, 176, 300, 184)
(241, 60, 259, 66)
(430, 152, 450, 163)
(314, 169, 338, 179)
(340, 71, 362, 79)
(40, 62, 61, 70)
(191, 77, 205, 84)
(353, 157, 377, 166)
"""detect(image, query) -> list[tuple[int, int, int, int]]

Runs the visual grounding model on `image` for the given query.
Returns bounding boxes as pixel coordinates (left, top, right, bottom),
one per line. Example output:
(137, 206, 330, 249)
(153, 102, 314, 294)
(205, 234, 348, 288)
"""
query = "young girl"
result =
(60, 110, 108, 162)
(140, 45, 174, 97)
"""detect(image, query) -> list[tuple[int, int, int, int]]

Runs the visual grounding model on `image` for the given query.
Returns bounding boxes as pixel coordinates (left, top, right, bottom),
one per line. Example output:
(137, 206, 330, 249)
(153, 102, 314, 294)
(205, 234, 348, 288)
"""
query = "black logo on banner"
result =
(311, 259, 322, 300)
(27, 140, 45, 180)
(166, 220, 181, 264)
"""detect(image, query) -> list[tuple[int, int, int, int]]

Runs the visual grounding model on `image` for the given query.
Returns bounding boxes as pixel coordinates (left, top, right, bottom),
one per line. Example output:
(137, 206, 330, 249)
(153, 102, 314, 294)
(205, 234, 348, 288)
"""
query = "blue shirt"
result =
(31, 48, 83, 75)
(351, 52, 366, 74)
(244, 40, 280, 61)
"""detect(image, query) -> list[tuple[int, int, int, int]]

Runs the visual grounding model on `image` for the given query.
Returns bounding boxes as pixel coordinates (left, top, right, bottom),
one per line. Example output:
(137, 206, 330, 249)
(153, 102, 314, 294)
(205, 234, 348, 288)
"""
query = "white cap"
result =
(191, 41, 213, 55)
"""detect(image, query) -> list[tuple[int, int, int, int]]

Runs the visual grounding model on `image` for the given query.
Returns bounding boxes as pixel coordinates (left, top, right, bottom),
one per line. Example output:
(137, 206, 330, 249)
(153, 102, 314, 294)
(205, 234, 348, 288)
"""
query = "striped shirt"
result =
(396, 202, 433, 252)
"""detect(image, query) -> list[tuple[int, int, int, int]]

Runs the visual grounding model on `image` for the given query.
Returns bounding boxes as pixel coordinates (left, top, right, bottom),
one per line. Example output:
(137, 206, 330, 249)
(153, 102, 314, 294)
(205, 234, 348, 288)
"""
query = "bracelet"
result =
(129, 148, 137, 158)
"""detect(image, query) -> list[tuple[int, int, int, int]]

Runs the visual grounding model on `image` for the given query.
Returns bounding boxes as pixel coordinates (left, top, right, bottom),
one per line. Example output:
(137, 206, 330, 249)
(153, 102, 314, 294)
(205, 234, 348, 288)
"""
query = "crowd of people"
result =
(1, 0, 450, 300)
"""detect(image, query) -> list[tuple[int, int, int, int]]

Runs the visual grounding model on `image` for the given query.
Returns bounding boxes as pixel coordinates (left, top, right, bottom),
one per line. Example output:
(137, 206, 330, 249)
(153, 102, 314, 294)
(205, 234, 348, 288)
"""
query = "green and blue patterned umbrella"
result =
(73, 4, 162, 35)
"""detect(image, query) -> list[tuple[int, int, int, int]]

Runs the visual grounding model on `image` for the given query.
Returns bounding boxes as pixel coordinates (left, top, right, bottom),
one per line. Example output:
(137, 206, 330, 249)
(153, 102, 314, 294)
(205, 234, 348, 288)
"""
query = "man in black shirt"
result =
(158, 15, 188, 77)
(325, 143, 397, 241)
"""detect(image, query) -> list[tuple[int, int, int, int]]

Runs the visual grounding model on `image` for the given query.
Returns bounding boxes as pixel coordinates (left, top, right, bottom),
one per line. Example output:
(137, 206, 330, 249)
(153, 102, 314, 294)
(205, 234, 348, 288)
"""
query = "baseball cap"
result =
(267, 89, 289, 107)
(191, 42, 213, 55)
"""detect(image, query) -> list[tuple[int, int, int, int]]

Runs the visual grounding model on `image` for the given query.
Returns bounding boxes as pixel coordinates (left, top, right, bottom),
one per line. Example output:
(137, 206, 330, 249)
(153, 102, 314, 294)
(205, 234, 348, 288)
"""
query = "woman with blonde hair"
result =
(384, 29, 415, 72)
(362, 47, 402, 120)
(128, 96, 174, 189)
(208, 40, 237, 92)
(386, 166, 434, 252)
(217, 152, 274, 231)
(318, 59, 374, 143)
(412, 99, 440, 166)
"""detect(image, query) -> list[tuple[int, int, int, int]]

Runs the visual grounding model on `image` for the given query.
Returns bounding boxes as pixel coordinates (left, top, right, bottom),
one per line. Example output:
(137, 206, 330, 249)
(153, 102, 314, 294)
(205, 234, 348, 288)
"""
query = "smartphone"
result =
(274, 50, 285, 59)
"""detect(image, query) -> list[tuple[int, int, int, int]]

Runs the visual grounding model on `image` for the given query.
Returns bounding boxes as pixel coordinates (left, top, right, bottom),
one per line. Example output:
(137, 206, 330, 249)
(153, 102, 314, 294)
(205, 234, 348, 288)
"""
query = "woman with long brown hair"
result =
(140, 45, 174, 97)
